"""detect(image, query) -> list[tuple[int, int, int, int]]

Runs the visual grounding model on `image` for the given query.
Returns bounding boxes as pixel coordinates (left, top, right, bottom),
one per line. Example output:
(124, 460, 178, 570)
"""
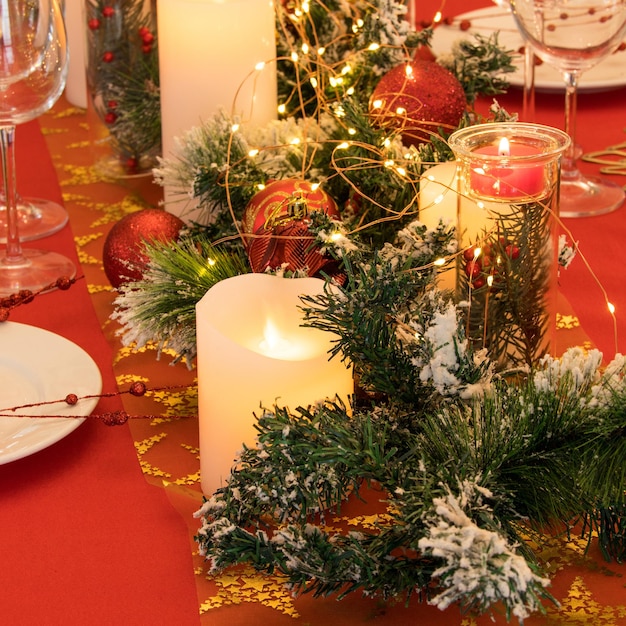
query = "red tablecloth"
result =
(1, 2, 625, 624)
(0, 120, 200, 626)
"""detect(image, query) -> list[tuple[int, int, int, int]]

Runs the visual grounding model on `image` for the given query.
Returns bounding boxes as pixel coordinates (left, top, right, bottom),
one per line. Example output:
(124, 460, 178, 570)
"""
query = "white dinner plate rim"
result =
(429, 6, 626, 93)
(0, 321, 102, 465)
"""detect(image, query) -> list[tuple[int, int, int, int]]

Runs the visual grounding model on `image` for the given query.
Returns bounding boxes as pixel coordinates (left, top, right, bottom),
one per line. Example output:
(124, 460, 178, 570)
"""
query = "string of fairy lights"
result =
(224, 0, 620, 354)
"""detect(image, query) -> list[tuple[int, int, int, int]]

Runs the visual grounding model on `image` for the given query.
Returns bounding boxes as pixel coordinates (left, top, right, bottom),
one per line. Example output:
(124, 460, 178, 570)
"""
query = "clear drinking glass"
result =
(509, 0, 626, 217)
(0, 0, 75, 296)
(0, 193, 69, 243)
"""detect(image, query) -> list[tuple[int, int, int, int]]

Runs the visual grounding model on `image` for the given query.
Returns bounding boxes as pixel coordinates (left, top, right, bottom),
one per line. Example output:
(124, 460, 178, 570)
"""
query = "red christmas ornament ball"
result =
(103, 208, 185, 289)
(242, 179, 341, 275)
(242, 179, 340, 235)
(369, 59, 466, 146)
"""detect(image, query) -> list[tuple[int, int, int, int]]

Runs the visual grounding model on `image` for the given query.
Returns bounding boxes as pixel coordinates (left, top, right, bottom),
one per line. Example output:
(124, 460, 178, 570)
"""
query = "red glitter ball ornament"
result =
(103, 208, 185, 289)
(242, 179, 341, 276)
(369, 59, 466, 146)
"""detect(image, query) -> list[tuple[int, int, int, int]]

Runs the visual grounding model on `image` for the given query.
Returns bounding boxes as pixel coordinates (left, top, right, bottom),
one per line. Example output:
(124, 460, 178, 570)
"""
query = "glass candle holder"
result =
(85, 0, 161, 178)
(447, 122, 570, 370)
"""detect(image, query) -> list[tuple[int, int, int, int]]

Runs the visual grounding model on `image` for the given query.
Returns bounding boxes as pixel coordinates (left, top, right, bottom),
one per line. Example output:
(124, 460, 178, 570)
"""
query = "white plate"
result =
(0, 322, 102, 464)
(430, 6, 626, 92)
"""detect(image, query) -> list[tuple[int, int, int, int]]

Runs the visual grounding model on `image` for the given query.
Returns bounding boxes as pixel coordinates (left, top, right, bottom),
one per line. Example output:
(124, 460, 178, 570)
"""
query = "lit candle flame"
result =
(259, 319, 292, 358)
(498, 137, 510, 156)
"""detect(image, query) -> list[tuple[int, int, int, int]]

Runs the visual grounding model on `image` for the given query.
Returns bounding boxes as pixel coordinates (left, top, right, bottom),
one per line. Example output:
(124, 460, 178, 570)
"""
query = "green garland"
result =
(108, 1, 626, 620)
(194, 227, 626, 621)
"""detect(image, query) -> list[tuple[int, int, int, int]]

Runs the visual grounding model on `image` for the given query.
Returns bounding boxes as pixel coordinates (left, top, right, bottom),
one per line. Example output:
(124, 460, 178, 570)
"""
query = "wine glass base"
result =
(0, 197, 69, 242)
(559, 175, 625, 218)
(0, 248, 76, 296)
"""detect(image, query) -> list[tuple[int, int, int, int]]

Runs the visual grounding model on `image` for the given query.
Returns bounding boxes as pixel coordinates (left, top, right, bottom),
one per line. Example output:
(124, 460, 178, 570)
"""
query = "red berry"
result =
(129, 381, 147, 396)
(102, 6, 115, 18)
(102, 51, 114, 63)
(462, 247, 476, 262)
(56, 276, 73, 291)
(101, 410, 129, 426)
(141, 32, 154, 45)
(0, 307, 9, 322)
(104, 111, 117, 124)
(107, 100, 118, 109)
(481, 255, 494, 270)
(141, 44, 153, 54)
(88, 18, 101, 30)
(505, 245, 520, 259)
(125, 157, 139, 172)
(18, 289, 34, 304)
(472, 277, 486, 289)
(465, 261, 481, 279)
(138, 26, 150, 37)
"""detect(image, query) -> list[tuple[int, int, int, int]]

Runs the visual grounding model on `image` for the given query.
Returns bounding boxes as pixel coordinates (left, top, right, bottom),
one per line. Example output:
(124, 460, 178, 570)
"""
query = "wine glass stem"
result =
(562, 71, 579, 177)
(523, 45, 536, 122)
(0, 125, 24, 264)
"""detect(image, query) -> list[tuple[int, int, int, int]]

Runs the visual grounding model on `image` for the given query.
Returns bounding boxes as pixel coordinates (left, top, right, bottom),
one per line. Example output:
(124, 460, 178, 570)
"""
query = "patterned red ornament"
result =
(368, 59, 466, 146)
(242, 179, 341, 276)
(103, 208, 185, 289)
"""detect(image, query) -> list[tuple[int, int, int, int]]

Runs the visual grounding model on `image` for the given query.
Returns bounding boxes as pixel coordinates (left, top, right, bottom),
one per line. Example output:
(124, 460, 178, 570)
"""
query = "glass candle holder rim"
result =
(447, 122, 571, 164)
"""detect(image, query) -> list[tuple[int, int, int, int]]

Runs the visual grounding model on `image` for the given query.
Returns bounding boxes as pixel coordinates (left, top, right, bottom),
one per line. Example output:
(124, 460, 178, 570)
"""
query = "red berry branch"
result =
(0, 382, 195, 426)
(0, 275, 83, 322)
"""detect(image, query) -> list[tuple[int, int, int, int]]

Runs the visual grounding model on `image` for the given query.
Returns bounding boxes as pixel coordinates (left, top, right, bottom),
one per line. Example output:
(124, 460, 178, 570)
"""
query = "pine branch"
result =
(112, 238, 249, 363)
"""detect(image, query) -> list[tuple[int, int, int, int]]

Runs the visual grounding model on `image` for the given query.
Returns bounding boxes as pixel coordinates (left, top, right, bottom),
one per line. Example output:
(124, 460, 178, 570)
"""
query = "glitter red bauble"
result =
(103, 208, 185, 289)
(242, 179, 340, 235)
(242, 179, 341, 276)
(368, 59, 466, 146)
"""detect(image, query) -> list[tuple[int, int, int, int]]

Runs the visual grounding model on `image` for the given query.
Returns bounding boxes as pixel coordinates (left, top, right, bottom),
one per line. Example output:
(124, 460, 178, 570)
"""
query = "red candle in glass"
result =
(469, 137, 546, 199)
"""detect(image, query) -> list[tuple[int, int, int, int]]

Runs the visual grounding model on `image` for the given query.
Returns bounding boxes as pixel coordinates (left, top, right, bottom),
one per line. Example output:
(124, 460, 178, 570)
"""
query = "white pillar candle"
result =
(418, 161, 483, 291)
(157, 0, 278, 220)
(64, 0, 88, 108)
(196, 274, 353, 496)
(419, 161, 493, 249)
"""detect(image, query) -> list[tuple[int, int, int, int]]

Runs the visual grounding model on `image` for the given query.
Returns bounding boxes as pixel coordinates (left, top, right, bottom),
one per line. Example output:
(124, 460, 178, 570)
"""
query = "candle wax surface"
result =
(470, 142, 546, 199)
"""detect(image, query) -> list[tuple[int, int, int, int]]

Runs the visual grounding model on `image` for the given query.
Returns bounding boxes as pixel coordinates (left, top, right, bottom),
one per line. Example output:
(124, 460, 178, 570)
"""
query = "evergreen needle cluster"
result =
(106, 1, 625, 619)
(195, 232, 626, 621)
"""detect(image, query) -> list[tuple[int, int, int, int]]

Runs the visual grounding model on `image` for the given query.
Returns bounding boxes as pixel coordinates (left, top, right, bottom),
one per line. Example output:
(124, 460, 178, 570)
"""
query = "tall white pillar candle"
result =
(419, 161, 492, 249)
(64, 0, 87, 108)
(196, 274, 353, 496)
(157, 0, 278, 220)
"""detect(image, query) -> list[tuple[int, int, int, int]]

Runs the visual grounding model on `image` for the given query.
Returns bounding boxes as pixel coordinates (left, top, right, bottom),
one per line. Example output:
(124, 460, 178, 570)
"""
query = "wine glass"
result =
(509, 0, 626, 217)
(0, 0, 75, 296)
(0, 192, 69, 243)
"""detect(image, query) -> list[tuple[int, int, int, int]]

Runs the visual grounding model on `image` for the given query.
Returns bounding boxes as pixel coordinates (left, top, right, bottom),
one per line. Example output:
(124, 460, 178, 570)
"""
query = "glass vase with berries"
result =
(85, 0, 161, 177)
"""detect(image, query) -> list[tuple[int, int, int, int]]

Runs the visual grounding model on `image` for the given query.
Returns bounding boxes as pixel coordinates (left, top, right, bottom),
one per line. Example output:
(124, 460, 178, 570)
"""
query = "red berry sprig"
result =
(0, 275, 83, 322)
(138, 26, 155, 54)
(0, 382, 192, 426)
(463, 238, 521, 290)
